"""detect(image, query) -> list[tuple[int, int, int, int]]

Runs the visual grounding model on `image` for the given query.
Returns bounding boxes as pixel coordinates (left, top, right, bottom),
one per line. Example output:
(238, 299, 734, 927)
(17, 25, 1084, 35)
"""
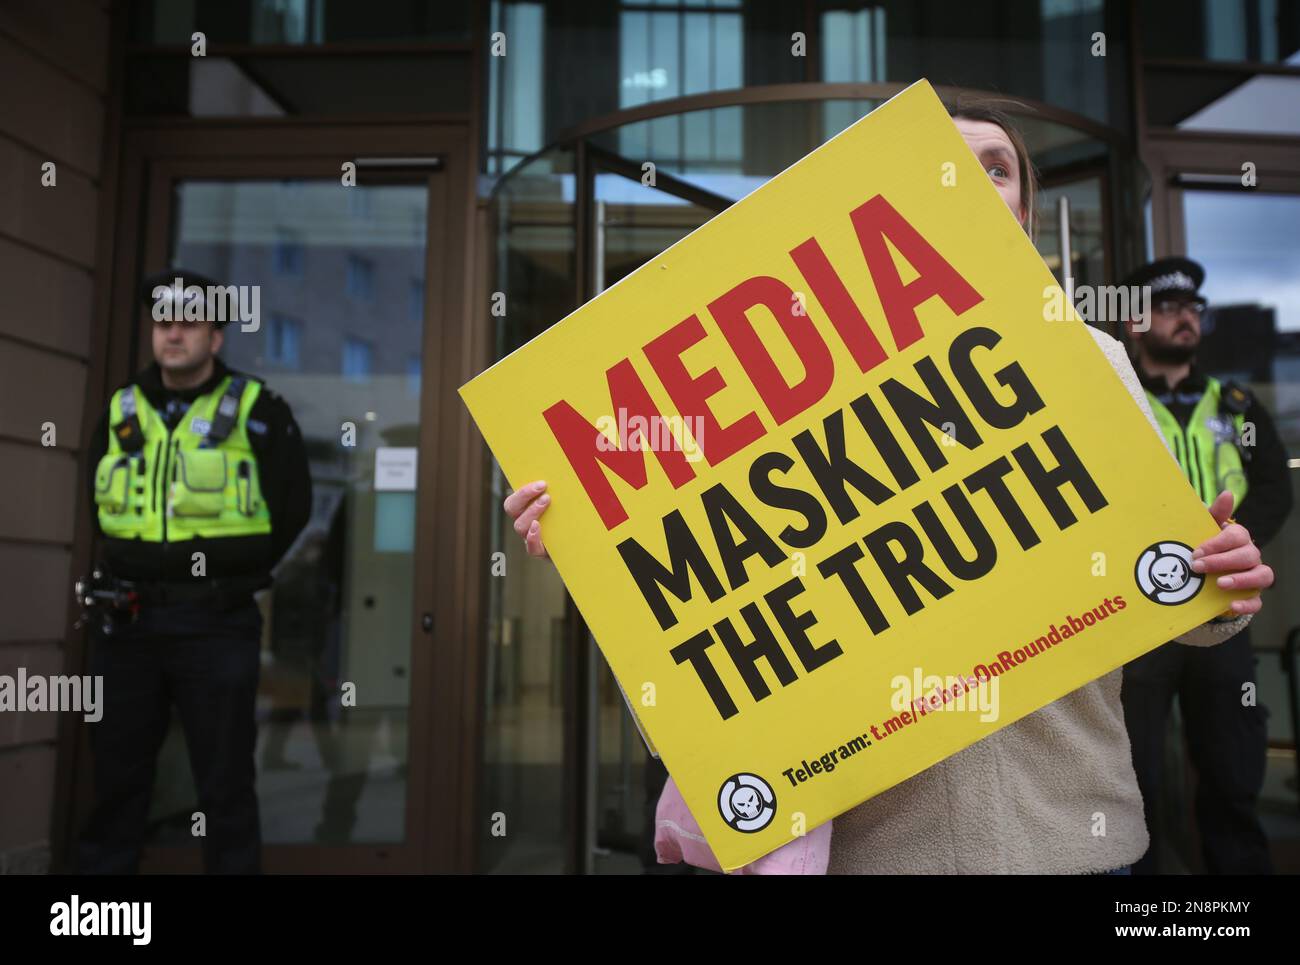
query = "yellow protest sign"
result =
(460, 80, 1241, 871)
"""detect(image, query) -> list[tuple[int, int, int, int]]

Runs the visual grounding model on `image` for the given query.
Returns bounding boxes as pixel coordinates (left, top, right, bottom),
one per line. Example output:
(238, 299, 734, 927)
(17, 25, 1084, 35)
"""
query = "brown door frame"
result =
(1144, 131, 1300, 257)
(1040, 160, 1114, 268)
(60, 118, 487, 874)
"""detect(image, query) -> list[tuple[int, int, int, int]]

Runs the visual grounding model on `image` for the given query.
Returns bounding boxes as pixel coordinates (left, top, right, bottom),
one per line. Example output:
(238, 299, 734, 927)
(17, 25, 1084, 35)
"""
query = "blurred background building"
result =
(0, 0, 1297, 874)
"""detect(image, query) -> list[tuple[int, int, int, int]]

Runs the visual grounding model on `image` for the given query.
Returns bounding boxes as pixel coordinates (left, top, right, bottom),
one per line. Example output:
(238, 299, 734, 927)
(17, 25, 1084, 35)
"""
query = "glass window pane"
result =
(1038, 175, 1108, 306)
(1182, 190, 1300, 788)
(1140, 0, 1300, 63)
(1185, 192, 1300, 333)
(478, 148, 577, 873)
(129, 0, 473, 45)
(618, 4, 742, 112)
(343, 336, 373, 380)
(346, 256, 375, 302)
(268, 313, 303, 369)
(408, 279, 424, 322)
(147, 179, 429, 846)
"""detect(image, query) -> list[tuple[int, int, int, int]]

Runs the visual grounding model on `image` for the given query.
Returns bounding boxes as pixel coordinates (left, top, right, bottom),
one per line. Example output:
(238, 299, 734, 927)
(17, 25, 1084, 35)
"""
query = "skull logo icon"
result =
(718, 773, 777, 833)
(1135, 541, 1203, 605)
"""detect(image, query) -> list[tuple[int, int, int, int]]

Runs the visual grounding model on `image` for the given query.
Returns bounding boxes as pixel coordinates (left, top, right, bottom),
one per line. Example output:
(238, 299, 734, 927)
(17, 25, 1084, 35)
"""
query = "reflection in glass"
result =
(1182, 191, 1300, 818)
(820, 9, 885, 138)
(618, 1, 743, 109)
(589, 167, 721, 872)
(1038, 174, 1107, 315)
(1185, 192, 1300, 335)
(147, 180, 428, 846)
(129, 0, 473, 45)
(1140, 0, 1300, 64)
(486, 0, 546, 175)
(479, 149, 577, 873)
(616, 2, 744, 165)
(1140, 0, 1300, 134)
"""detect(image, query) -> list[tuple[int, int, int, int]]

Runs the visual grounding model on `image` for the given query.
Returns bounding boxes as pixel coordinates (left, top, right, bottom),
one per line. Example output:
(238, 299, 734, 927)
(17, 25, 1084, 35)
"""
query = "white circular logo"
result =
(717, 773, 776, 833)
(1135, 540, 1203, 605)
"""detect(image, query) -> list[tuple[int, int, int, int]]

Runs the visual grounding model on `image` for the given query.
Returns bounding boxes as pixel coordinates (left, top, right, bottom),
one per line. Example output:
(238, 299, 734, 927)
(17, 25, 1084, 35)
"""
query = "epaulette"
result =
(1219, 380, 1253, 416)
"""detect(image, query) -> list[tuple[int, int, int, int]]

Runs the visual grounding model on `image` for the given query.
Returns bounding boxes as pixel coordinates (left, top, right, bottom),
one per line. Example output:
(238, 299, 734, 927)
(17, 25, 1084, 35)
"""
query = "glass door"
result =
(582, 147, 731, 874)
(1177, 186, 1300, 657)
(477, 146, 578, 875)
(127, 154, 451, 872)
(1038, 167, 1112, 328)
(1169, 177, 1300, 863)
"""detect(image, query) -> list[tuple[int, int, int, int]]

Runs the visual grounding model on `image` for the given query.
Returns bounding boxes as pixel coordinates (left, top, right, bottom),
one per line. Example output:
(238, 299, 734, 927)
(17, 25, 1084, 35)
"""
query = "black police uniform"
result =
(1119, 257, 1293, 874)
(77, 307, 311, 873)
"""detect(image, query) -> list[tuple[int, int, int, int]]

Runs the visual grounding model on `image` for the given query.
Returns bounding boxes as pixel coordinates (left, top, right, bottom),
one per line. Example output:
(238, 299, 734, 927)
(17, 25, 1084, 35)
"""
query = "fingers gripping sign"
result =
(504, 480, 551, 558)
(1190, 489, 1275, 614)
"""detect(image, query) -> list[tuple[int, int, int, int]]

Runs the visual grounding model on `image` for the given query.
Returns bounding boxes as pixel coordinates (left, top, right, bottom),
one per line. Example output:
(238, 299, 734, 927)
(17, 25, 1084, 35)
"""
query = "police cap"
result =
(139, 268, 230, 327)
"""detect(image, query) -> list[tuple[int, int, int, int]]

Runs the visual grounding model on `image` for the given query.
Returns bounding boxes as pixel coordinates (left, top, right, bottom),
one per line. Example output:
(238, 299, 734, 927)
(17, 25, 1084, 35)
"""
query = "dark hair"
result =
(946, 99, 1039, 242)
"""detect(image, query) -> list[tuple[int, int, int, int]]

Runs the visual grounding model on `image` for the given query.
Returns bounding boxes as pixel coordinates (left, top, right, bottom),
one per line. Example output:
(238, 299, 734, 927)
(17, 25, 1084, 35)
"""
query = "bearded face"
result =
(1140, 298, 1203, 365)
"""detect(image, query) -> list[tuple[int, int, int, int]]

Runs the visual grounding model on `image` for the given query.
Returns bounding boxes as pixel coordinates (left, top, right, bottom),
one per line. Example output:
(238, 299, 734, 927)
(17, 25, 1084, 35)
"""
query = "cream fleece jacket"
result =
(827, 326, 1251, 875)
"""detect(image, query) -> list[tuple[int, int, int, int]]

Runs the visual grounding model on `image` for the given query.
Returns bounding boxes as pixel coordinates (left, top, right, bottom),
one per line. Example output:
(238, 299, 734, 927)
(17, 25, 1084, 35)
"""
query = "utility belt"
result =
(135, 575, 268, 606)
(75, 567, 267, 635)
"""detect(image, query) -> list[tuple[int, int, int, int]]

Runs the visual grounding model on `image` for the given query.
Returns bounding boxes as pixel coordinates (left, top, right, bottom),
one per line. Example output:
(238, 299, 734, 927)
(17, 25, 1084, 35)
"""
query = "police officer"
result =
(1120, 256, 1292, 874)
(77, 269, 312, 874)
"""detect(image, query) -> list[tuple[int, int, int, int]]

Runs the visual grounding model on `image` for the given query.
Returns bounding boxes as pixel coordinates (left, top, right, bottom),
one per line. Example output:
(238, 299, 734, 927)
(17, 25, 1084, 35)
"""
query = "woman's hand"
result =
(503, 480, 550, 559)
(1192, 490, 1274, 615)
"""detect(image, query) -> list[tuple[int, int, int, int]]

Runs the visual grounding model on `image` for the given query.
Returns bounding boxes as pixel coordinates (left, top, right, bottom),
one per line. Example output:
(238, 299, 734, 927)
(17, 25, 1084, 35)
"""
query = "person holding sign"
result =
(500, 102, 1274, 875)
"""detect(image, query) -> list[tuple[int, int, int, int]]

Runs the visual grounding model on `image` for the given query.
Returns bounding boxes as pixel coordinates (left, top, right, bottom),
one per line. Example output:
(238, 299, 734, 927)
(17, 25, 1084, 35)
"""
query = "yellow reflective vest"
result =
(93, 375, 272, 542)
(1145, 375, 1249, 511)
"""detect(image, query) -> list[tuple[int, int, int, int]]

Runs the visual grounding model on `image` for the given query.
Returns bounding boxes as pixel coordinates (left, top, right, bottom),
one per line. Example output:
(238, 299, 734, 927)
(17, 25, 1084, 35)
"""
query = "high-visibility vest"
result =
(93, 374, 272, 542)
(1145, 376, 1250, 511)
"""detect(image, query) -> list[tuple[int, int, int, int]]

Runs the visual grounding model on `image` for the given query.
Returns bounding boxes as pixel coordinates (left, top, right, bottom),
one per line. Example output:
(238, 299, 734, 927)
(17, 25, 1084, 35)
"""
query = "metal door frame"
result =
(571, 139, 732, 873)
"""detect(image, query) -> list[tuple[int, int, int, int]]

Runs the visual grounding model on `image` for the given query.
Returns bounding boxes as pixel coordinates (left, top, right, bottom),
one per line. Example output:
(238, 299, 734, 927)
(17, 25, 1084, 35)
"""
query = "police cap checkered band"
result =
(140, 268, 228, 326)
(1119, 256, 1205, 300)
(1147, 270, 1197, 296)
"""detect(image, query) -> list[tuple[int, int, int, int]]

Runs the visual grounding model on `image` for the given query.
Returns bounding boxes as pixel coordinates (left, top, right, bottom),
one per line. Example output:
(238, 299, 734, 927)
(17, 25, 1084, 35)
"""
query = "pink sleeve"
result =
(654, 776, 830, 875)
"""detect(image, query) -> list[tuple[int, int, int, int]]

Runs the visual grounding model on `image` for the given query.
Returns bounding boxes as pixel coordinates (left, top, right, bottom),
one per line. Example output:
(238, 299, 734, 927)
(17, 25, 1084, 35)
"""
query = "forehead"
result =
(954, 118, 1017, 157)
(151, 316, 216, 332)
